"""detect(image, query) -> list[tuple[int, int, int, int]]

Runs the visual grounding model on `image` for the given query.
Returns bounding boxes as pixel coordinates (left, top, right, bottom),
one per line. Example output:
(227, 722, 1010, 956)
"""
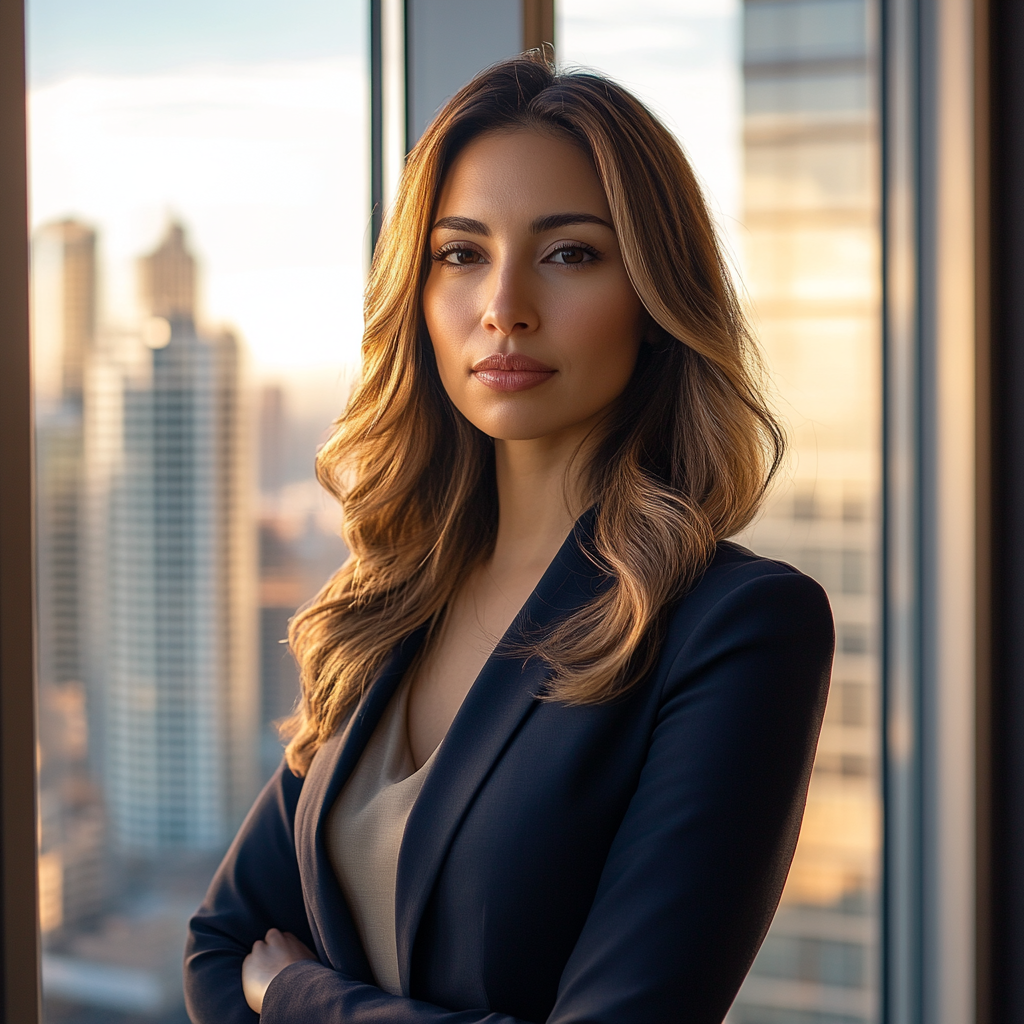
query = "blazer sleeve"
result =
(184, 761, 315, 1024)
(547, 569, 834, 1024)
(255, 568, 833, 1024)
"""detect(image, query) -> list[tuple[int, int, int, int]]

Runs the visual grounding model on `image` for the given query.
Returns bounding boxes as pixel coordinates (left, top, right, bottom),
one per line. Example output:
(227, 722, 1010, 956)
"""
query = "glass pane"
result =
(29, 2, 365, 1019)
(560, 1, 881, 1022)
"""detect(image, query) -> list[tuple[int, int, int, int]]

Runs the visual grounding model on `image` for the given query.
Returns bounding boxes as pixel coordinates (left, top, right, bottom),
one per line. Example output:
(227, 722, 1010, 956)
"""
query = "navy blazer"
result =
(185, 513, 834, 1024)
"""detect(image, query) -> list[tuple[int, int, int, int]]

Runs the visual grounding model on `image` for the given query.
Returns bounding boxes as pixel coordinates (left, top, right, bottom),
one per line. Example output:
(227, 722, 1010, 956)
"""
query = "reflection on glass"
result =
(30, 1, 362, 1019)
(561, 1, 880, 1022)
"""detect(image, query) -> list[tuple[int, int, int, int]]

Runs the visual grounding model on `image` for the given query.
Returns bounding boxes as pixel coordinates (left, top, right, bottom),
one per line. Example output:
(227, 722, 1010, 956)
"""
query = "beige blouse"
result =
(325, 678, 439, 996)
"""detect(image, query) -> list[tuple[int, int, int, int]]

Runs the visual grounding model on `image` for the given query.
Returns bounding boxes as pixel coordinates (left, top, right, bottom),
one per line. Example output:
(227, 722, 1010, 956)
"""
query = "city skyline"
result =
(34, 215, 348, 1019)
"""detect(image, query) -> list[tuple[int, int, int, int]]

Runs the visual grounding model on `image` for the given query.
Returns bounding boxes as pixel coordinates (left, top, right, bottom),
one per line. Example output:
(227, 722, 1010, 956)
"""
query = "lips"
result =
(471, 352, 556, 392)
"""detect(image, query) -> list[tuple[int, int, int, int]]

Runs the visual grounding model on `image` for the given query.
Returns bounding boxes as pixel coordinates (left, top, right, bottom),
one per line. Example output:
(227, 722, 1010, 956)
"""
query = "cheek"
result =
(423, 277, 472, 382)
(422, 278, 481, 419)
(558, 282, 644, 394)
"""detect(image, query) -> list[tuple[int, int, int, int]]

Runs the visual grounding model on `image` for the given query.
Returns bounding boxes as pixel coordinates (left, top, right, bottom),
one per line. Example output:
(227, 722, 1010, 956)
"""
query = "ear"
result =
(641, 313, 673, 354)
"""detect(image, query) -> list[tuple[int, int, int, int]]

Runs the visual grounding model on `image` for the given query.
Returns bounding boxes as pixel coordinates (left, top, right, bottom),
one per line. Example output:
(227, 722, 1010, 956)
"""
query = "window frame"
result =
(0, 0, 41, 1019)
(881, 0, 996, 1021)
(979, 0, 1024, 1019)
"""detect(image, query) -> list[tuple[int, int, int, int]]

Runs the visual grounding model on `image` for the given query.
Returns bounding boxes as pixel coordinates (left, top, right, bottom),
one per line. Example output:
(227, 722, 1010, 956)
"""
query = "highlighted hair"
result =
(282, 54, 784, 776)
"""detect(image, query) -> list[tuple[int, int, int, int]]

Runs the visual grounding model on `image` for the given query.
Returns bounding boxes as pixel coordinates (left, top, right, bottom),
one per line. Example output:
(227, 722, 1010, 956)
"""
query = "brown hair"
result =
(281, 53, 784, 776)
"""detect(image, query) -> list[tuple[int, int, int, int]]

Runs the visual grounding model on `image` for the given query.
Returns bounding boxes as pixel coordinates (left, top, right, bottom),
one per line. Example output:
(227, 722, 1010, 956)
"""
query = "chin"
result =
(479, 422, 557, 442)
(478, 414, 594, 444)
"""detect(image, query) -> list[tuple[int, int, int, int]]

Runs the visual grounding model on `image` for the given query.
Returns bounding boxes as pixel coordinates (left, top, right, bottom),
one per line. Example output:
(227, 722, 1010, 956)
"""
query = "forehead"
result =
(434, 129, 611, 223)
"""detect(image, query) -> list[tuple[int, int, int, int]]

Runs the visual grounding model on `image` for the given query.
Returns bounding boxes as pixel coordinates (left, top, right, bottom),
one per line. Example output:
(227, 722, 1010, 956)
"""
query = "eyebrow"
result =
(431, 212, 614, 235)
(531, 212, 613, 233)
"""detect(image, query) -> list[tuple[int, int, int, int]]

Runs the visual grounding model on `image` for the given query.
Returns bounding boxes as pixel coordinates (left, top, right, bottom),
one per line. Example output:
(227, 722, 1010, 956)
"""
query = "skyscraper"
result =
(32, 219, 108, 938)
(86, 222, 258, 851)
(729, 1, 881, 1021)
(33, 220, 95, 690)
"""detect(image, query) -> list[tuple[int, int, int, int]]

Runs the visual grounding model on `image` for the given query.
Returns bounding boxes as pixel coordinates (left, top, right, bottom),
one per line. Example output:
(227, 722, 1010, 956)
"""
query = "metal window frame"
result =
(979, 0, 1024, 1020)
(881, 0, 1005, 1023)
(0, 0, 41, 1019)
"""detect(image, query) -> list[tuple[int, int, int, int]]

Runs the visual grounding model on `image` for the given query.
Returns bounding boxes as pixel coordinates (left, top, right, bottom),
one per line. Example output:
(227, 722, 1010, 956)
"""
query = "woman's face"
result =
(423, 129, 645, 444)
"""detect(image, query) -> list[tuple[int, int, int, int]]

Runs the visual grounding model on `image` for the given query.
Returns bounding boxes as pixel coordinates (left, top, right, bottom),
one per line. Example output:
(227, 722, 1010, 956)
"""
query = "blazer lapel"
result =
(395, 509, 608, 995)
(294, 627, 427, 975)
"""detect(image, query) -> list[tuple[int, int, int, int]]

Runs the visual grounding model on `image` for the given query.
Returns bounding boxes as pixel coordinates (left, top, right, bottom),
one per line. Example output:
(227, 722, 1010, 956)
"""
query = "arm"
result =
(261, 964, 532, 1023)
(185, 759, 531, 1024)
(184, 761, 316, 1024)
(547, 570, 834, 1023)
(257, 570, 832, 1024)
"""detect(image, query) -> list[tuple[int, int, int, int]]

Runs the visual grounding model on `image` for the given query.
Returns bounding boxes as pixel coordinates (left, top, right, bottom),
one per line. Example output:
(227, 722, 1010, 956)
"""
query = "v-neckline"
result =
(293, 506, 608, 988)
(404, 512, 596, 769)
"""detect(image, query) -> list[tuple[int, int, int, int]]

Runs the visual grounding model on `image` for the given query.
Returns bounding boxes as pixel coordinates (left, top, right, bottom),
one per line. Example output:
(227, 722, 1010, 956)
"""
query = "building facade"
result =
(85, 224, 258, 851)
(32, 220, 108, 939)
(730, 1, 881, 1022)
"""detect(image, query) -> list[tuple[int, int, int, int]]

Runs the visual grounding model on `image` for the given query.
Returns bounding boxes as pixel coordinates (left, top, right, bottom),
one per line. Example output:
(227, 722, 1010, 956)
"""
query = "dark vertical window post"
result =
(982, 1, 1024, 1021)
(369, 0, 555, 252)
(370, 0, 385, 250)
(0, 0, 41, 1019)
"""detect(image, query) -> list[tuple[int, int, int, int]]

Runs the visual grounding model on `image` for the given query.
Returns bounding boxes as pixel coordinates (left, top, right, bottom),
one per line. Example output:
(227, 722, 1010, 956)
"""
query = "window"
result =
(559, 2, 881, 1021)
(28, 1, 365, 1017)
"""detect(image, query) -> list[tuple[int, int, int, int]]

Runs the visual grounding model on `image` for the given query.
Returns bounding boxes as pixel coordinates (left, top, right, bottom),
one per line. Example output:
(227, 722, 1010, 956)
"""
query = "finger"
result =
(285, 937, 317, 960)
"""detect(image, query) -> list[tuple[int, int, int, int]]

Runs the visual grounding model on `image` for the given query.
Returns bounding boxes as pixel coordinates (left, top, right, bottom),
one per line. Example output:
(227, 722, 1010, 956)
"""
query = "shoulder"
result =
(657, 539, 835, 683)
(683, 538, 831, 620)
(702, 538, 818, 590)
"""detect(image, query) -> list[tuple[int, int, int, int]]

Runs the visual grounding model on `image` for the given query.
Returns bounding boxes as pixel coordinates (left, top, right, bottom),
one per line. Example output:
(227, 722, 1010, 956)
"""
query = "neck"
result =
(490, 430, 591, 576)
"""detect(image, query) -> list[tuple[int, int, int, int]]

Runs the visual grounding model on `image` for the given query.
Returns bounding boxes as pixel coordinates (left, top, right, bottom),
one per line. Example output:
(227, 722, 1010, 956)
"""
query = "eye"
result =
(545, 244, 598, 266)
(433, 245, 486, 266)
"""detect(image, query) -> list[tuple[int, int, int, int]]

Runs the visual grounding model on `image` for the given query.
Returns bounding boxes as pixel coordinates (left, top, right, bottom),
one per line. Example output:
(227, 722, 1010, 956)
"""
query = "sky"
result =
(28, 0, 741, 376)
(27, 0, 364, 84)
(28, 0, 369, 376)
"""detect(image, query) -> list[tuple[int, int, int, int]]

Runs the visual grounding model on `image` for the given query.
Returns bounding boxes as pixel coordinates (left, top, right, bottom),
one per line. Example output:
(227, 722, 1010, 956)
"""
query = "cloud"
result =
(29, 59, 369, 370)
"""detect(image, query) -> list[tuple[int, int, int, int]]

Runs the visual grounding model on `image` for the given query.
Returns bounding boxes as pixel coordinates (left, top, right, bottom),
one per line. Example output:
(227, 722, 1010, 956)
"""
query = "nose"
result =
(481, 261, 538, 340)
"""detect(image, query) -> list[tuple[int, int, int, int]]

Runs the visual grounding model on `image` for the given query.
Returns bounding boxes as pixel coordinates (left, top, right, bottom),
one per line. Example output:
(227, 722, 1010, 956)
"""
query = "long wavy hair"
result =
(281, 53, 784, 776)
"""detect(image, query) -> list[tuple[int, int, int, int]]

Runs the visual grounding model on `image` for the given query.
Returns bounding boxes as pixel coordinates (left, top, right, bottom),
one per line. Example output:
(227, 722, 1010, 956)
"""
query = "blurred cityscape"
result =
(31, 2, 880, 1022)
(33, 220, 347, 1021)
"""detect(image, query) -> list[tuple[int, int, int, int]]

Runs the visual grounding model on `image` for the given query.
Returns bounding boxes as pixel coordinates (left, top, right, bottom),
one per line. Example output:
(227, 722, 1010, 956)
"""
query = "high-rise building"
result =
(32, 219, 108, 940)
(85, 222, 258, 851)
(33, 220, 96, 690)
(137, 222, 196, 322)
(729, 1, 881, 1022)
(32, 219, 95, 415)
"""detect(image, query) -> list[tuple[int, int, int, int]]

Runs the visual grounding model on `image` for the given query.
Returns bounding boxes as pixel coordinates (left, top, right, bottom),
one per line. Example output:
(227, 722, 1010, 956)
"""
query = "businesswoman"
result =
(185, 54, 834, 1024)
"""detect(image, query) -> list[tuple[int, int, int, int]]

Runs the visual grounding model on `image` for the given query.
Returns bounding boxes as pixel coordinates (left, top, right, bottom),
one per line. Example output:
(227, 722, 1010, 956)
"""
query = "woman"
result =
(185, 54, 834, 1024)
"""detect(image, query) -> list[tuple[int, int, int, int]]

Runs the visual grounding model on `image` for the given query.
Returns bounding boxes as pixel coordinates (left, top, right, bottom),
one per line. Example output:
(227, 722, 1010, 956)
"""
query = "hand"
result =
(242, 928, 318, 1013)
